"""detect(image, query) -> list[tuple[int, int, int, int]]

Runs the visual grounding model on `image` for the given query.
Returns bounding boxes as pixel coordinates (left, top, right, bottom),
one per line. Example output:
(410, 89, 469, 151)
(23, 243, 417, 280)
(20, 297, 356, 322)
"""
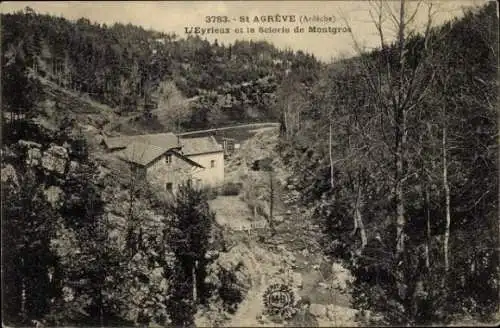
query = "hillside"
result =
(275, 2, 498, 326)
(2, 7, 322, 132)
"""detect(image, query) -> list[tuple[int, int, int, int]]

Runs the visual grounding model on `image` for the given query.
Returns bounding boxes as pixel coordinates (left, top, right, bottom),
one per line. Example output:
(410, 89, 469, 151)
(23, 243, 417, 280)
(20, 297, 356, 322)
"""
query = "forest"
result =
(1, 7, 320, 131)
(276, 1, 498, 325)
(1, 1, 498, 327)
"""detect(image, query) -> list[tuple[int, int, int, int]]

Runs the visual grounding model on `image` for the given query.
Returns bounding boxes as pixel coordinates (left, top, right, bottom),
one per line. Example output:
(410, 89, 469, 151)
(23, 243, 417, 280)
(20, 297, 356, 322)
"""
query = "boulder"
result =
(309, 303, 328, 319)
(67, 160, 80, 175)
(331, 262, 354, 290)
(44, 185, 63, 208)
(18, 139, 42, 149)
(1, 164, 18, 187)
(204, 250, 219, 260)
(326, 304, 359, 323)
(41, 145, 69, 175)
(27, 147, 42, 166)
(326, 304, 339, 321)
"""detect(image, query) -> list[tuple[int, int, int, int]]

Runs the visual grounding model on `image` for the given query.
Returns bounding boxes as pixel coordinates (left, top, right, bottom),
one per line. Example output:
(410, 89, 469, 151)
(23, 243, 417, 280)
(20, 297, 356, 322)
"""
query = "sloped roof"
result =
(117, 141, 168, 167)
(179, 136, 223, 156)
(104, 132, 179, 150)
(116, 143, 205, 168)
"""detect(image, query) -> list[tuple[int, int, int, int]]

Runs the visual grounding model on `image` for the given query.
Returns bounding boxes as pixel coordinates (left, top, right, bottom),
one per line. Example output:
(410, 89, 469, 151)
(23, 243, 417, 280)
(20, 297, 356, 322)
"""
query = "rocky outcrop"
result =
(41, 144, 69, 175)
(18, 140, 70, 175)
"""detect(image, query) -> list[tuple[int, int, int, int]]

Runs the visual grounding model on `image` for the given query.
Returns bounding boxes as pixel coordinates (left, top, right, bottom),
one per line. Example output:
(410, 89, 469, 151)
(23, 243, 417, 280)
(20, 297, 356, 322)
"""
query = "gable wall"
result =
(146, 152, 195, 193)
(186, 151, 224, 187)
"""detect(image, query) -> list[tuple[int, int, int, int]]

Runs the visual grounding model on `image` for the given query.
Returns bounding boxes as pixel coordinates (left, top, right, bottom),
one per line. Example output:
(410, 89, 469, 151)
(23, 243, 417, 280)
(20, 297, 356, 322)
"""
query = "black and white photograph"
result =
(1, 1, 498, 326)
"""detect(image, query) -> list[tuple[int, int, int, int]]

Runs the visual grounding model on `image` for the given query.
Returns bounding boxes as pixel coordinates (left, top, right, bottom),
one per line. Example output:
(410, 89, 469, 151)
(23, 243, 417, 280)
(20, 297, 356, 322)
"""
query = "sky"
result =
(1, 0, 488, 62)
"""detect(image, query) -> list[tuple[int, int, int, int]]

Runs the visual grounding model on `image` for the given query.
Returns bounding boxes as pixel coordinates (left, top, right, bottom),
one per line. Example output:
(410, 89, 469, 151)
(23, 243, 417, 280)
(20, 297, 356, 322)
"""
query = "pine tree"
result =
(2, 168, 58, 325)
(163, 183, 215, 326)
(2, 48, 42, 121)
(54, 160, 124, 325)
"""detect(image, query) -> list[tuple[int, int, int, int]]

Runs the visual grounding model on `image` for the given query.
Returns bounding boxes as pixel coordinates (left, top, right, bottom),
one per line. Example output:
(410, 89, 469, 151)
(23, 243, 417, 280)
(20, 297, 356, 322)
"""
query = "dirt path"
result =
(210, 125, 360, 327)
(178, 122, 279, 137)
(228, 243, 268, 327)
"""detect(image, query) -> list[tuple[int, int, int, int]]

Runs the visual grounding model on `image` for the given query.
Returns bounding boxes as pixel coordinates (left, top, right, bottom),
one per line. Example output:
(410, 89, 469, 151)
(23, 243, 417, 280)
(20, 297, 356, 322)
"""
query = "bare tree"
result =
(342, 0, 437, 259)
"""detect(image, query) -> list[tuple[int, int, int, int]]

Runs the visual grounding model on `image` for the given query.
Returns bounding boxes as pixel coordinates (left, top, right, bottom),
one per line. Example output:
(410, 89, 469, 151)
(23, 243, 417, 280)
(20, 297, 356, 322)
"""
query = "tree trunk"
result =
(20, 257, 26, 320)
(443, 126, 451, 274)
(395, 0, 407, 258)
(192, 260, 198, 303)
(356, 183, 367, 250)
(283, 110, 288, 139)
(99, 289, 104, 327)
(329, 123, 334, 189)
(425, 185, 431, 269)
(269, 170, 276, 235)
(395, 114, 407, 256)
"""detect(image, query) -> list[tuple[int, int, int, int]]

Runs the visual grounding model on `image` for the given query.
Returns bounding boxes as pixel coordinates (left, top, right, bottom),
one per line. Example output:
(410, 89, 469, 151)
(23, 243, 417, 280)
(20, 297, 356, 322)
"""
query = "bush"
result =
(203, 187, 218, 200)
(219, 182, 243, 196)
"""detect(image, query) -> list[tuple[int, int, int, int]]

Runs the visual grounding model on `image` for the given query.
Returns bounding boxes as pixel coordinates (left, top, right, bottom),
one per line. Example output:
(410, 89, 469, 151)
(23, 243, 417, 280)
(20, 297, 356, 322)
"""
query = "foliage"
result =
(277, 2, 498, 325)
(1, 9, 322, 130)
(219, 181, 243, 196)
(2, 167, 58, 325)
(162, 183, 218, 326)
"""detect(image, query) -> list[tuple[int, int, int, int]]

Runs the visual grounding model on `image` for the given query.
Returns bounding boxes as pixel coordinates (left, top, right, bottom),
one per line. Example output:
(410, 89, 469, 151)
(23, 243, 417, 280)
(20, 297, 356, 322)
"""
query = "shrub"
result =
(219, 182, 243, 196)
(203, 186, 218, 200)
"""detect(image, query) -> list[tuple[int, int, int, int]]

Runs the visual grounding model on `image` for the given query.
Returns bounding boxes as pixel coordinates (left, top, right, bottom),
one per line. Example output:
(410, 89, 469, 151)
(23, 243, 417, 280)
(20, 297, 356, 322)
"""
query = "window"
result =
(210, 160, 215, 168)
(165, 154, 172, 164)
(166, 182, 173, 192)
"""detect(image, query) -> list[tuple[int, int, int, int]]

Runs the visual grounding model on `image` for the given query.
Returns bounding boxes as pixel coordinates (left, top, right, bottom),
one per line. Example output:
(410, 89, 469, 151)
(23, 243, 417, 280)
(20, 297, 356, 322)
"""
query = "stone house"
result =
(102, 132, 224, 193)
(178, 136, 225, 187)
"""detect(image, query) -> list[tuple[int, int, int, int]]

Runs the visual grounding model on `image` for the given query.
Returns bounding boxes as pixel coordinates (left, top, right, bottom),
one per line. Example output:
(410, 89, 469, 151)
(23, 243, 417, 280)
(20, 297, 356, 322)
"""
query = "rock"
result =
(326, 304, 358, 323)
(331, 262, 354, 290)
(18, 139, 42, 149)
(318, 282, 330, 290)
(68, 160, 79, 174)
(27, 147, 42, 166)
(94, 134, 104, 145)
(292, 272, 303, 289)
(309, 303, 328, 319)
(44, 185, 63, 208)
(41, 145, 69, 175)
(326, 304, 339, 321)
(312, 264, 320, 270)
(151, 267, 163, 280)
(302, 249, 310, 256)
(1, 164, 18, 187)
(204, 250, 219, 260)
